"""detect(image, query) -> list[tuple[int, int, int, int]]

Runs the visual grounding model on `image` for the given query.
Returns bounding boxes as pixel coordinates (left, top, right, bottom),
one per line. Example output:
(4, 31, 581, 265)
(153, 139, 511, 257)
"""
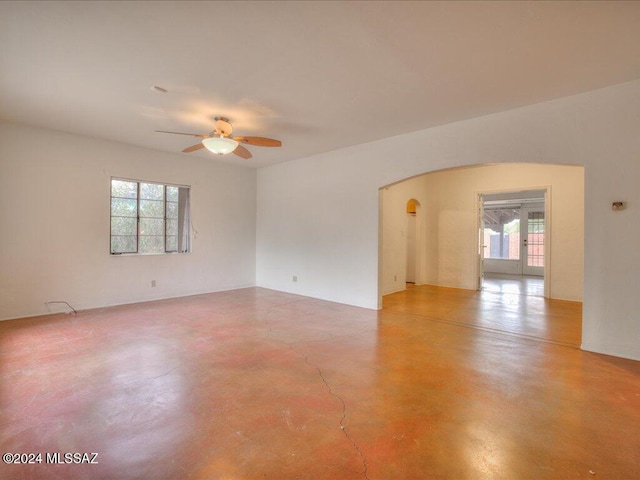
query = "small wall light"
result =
(406, 198, 418, 215)
(612, 202, 626, 211)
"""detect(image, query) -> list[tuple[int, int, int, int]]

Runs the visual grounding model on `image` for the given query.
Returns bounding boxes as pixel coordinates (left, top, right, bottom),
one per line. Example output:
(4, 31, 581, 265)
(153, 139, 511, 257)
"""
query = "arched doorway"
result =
(379, 163, 584, 346)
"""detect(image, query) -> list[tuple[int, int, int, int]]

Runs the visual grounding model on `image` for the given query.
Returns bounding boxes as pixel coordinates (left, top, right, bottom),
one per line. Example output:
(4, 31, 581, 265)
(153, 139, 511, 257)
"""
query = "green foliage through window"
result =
(110, 179, 190, 254)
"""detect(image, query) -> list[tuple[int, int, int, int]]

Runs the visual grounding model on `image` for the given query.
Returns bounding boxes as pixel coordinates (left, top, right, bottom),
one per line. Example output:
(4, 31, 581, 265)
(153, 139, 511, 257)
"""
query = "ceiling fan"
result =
(155, 117, 281, 159)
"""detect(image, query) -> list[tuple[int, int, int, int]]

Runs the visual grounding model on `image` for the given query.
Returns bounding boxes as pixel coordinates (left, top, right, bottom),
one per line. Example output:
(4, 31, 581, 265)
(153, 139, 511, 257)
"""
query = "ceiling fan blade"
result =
(182, 142, 205, 153)
(156, 130, 206, 138)
(233, 144, 253, 159)
(234, 136, 281, 147)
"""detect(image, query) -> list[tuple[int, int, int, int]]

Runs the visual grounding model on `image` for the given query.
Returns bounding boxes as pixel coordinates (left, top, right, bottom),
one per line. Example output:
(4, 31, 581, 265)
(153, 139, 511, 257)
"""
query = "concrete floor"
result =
(482, 273, 545, 298)
(1, 287, 639, 479)
(385, 283, 580, 347)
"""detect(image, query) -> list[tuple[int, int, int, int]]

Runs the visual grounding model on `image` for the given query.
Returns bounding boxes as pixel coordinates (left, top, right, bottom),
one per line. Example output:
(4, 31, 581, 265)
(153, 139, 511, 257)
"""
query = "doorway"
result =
(478, 189, 547, 297)
(406, 199, 419, 284)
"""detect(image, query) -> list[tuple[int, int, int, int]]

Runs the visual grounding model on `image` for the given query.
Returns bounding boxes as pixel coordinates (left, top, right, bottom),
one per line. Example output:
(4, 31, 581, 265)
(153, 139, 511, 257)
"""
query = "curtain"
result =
(177, 187, 191, 253)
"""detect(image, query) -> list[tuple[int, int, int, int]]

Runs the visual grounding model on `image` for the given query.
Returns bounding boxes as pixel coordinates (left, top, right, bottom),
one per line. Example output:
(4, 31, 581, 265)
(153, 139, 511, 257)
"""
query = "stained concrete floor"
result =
(1, 287, 639, 479)
(384, 283, 581, 347)
(482, 273, 545, 298)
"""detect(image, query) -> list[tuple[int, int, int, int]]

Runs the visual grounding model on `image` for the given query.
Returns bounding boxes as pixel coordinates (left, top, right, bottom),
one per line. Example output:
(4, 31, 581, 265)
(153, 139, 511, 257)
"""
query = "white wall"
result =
(483, 259, 522, 275)
(0, 123, 257, 320)
(381, 164, 584, 301)
(257, 79, 640, 361)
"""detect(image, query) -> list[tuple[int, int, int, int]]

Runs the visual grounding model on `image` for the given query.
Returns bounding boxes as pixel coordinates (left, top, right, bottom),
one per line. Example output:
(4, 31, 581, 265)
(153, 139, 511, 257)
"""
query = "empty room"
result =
(1, 2, 640, 479)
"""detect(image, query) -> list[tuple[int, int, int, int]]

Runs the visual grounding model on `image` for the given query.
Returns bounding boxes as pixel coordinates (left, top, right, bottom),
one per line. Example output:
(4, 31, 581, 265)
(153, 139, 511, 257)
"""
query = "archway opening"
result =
(379, 163, 584, 346)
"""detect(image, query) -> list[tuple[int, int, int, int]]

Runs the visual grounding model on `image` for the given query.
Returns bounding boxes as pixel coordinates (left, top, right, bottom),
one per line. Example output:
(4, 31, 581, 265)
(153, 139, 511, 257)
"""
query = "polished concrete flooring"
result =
(385, 282, 581, 347)
(482, 273, 545, 298)
(1, 287, 639, 479)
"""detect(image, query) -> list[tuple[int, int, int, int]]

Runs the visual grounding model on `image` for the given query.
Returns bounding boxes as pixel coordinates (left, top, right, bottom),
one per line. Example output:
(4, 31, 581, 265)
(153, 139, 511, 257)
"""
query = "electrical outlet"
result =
(292, 275, 298, 283)
(394, 275, 397, 282)
(151, 280, 156, 288)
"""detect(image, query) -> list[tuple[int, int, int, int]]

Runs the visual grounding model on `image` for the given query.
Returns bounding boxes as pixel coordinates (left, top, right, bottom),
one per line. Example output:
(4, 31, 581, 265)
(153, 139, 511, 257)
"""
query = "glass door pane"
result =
(527, 211, 544, 267)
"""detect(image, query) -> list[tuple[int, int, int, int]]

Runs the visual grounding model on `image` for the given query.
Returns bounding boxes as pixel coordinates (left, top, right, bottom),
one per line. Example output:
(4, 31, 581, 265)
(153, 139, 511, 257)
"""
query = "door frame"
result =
(476, 186, 551, 298)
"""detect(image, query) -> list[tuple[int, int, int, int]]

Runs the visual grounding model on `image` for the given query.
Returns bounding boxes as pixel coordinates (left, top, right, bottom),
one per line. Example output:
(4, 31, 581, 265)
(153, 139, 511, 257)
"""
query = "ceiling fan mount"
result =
(213, 117, 233, 137)
(155, 117, 281, 160)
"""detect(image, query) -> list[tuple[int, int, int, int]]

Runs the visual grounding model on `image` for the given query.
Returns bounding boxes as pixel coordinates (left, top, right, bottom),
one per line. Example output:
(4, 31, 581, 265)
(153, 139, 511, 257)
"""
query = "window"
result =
(110, 178, 190, 254)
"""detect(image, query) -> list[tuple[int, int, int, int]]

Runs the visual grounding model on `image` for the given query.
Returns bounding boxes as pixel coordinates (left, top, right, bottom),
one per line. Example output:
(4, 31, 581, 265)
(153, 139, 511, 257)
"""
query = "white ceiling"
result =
(2, 1, 640, 168)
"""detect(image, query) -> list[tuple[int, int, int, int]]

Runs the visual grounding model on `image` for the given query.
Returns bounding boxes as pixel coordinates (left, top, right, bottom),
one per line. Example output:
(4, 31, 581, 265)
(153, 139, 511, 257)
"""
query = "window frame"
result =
(110, 177, 190, 255)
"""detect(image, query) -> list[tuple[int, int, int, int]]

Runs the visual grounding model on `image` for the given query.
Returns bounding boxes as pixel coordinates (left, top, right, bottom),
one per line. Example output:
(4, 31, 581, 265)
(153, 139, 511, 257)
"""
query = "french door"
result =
(522, 209, 545, 276)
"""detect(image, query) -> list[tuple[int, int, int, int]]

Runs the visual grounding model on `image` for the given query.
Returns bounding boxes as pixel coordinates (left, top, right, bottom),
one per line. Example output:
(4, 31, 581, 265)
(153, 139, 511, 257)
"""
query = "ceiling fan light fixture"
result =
(202, 136, 239, 155)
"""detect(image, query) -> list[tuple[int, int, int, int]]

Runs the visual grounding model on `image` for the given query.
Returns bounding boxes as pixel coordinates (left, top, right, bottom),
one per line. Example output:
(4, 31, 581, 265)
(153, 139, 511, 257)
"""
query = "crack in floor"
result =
(258, 300, 372, 479)
(143, 363, 183, 381)
(304, 355, 371, 480)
